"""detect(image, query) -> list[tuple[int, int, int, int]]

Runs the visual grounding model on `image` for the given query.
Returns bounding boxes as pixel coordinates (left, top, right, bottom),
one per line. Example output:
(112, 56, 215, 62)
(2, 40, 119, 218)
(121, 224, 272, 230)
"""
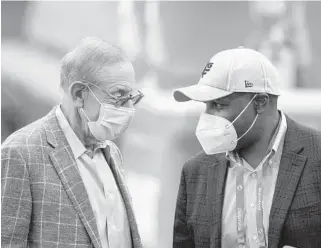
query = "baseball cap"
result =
(173, 46, 280, 102)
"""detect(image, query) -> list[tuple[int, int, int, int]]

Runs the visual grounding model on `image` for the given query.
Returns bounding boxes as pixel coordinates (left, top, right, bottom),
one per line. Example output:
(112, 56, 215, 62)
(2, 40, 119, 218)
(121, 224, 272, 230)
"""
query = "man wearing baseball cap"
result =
(172, 47, 321, 248)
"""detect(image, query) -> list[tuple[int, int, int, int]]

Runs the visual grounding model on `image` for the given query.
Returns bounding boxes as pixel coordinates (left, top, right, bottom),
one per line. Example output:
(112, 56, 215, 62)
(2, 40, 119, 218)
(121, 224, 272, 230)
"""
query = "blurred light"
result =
(137, 71, 204, 116)
(252, 0, 286, 16)
(1, 40, 61, 102)
(118, 0, 142, 60)
(24, 2, 120, 52)
(127, 172, 160, 247)
(144, 1, 167, 66)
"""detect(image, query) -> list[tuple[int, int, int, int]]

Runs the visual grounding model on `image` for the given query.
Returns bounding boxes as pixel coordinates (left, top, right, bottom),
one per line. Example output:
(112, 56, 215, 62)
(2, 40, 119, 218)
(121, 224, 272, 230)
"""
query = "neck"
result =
(238, 111, 280, 169)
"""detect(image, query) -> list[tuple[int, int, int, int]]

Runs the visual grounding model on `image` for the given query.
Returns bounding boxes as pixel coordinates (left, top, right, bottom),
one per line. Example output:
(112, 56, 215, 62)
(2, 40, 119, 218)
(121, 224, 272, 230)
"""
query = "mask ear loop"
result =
(237, 93, 270, 141)
(227, 93, 258, 145)
(87, 84, 103, 105)
(80, 108, 91, 122)
(80, 84, 103, 123)
(228, 93, 258, 128)
(236, 114, 258, 142)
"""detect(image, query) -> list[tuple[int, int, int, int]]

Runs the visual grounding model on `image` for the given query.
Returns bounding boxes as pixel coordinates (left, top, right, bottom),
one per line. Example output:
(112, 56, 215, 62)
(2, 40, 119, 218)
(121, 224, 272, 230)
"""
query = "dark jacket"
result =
(173, 116, 321, 248)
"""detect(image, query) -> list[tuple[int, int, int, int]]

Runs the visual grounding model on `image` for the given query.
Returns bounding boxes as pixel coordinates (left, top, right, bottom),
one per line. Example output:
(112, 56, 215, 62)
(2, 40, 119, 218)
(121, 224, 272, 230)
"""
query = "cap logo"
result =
(245, 80, 253, 88)
(201, 62, 213, 78)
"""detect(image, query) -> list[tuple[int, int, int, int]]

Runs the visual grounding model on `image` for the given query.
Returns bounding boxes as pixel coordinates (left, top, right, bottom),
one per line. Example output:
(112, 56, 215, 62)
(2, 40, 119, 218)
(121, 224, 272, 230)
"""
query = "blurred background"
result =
(1, 1, 321, 247)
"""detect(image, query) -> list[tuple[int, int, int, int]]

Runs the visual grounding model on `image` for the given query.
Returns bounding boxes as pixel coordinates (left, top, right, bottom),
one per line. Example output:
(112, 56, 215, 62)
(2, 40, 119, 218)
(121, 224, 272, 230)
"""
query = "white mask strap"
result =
(236, 113, 258, 141)
(87, 85, 103, 105)
(79, 85, 103, 123)
(80, 108, 91, 122)
(230, 93, 258, 126)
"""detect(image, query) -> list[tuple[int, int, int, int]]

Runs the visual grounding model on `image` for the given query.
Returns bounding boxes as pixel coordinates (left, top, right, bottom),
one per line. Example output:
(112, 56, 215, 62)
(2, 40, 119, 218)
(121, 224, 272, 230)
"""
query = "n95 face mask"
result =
(81, 86, 135, 142)
(195, 94, 258, 155)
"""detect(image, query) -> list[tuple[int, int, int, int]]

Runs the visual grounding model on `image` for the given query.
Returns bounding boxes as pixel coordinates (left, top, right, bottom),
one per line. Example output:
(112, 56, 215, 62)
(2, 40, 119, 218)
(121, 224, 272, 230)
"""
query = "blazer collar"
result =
(268, 115, 308, 248)
(43, 106, 142, 248)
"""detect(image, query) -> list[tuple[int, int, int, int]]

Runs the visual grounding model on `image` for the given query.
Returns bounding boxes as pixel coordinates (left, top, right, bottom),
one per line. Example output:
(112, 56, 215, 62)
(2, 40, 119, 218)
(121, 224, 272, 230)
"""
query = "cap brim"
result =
(173, 84, 233, 102)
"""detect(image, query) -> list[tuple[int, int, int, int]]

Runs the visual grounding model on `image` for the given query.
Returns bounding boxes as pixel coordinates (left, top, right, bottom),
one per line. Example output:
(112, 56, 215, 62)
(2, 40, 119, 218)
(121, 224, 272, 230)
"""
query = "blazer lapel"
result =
(44, 107, 102, 248)
(207, 154, 229, 248)
(268, 117, 308, 248)
(103, 146, 143, 248)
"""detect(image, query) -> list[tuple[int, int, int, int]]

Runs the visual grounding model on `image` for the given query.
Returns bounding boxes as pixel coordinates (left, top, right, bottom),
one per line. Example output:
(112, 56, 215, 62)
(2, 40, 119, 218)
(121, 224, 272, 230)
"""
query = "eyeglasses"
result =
(84, 81, 144, 107)
(106, 84, 144, 107)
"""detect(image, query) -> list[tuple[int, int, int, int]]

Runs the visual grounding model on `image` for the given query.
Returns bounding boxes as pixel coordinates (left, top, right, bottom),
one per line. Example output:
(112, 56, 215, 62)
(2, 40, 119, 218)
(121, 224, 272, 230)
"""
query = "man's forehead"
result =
(98, 81, 138, 94)
(97, 62, 137, 91)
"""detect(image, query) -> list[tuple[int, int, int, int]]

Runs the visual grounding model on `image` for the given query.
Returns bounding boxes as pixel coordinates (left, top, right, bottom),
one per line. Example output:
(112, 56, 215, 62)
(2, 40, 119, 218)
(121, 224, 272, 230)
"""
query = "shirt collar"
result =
(226, 110, 287, 168)
(269, 110, 287, 153)
(225, 151, 240, 168)
(88, 141, 109, 158)
(55, 106, 111, 159)
(55, 106, 87, 159)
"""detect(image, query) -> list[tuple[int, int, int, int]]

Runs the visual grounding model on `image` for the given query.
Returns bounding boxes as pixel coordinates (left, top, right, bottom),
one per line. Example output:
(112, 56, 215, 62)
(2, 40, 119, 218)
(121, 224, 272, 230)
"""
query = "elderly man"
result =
(173, 47, 321, 248)
(1, 38, 143, 248)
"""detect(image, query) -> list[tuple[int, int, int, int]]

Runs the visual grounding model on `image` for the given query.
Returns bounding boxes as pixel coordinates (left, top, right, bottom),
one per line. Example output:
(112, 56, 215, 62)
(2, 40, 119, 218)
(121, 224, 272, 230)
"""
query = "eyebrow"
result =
(108, 85, 132, 93)
(206, 97, 230, 104)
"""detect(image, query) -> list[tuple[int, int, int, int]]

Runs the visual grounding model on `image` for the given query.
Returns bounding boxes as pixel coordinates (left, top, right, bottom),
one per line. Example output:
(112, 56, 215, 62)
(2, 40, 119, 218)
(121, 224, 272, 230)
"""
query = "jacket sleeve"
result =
(1, 144, 31, 247)
(173, 165, 194, 248)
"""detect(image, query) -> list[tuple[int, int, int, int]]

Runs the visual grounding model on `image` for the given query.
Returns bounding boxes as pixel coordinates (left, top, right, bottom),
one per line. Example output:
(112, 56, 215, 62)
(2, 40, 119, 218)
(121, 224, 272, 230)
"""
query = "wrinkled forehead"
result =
(96, 62, 137, 92)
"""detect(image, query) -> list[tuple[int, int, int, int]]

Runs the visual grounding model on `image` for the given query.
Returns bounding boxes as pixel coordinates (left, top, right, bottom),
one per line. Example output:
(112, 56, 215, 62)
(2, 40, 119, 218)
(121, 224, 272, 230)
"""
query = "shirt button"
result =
(250, 203, 255, 208)
(237, 185, 243, 191)
(269, 160, 273, 166)
(252, 235, 258, 241)
(251, 172, 257, 178)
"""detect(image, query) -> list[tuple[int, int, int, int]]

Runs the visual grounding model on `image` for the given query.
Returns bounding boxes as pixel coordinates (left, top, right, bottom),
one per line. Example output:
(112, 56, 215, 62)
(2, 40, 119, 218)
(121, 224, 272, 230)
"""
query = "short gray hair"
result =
(60, 37, 128, 89)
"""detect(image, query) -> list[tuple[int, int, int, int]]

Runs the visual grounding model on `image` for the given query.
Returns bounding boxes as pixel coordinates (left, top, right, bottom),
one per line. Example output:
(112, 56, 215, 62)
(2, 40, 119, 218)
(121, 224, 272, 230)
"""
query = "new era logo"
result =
(201, 62, 213, 78)
(245, 80, 253, 88)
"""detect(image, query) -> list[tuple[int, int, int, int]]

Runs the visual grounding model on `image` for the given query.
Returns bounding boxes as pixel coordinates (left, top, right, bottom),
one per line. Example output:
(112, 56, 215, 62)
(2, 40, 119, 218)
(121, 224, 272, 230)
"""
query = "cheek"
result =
(233, 111, 257, 137)
(233, 118, 248, 138)
(84, 98, 101, 121)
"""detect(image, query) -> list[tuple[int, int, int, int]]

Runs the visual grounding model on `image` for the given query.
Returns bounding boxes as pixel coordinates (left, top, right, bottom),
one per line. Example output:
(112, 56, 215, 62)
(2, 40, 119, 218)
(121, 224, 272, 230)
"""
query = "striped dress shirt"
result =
(222, 111, 287, 248)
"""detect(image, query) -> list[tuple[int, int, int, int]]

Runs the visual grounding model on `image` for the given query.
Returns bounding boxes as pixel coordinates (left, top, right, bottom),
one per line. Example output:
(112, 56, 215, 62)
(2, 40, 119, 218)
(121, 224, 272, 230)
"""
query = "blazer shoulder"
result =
(286, 117, 321, 161)
(182, 150, 225, 175)
(1, 116, 50, 164)
(2, 118, 45, 147)
(306, 127, 321, 162)
(287, 115, 321, 138)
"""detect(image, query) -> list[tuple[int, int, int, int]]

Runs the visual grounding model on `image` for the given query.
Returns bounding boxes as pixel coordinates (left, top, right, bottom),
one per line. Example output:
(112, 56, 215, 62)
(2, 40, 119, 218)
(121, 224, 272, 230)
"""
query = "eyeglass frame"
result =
(80, 80, 144, 107)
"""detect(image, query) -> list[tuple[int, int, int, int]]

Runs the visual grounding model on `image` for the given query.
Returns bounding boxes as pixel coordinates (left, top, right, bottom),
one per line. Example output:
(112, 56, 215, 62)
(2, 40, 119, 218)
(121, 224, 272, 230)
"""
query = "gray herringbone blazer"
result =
(1, 106, 142, 248)
(173, 116, 321, 248)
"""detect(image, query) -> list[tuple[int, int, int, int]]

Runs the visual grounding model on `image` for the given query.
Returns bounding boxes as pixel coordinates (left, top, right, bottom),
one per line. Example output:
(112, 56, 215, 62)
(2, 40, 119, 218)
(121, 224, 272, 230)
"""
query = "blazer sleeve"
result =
(173, 165, 194, 248)
(1, 144, 32, 247)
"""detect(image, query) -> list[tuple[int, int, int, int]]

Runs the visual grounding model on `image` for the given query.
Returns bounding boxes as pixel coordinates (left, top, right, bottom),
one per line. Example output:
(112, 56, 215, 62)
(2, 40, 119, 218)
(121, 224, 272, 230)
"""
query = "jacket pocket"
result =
(286, 201, 321, 232)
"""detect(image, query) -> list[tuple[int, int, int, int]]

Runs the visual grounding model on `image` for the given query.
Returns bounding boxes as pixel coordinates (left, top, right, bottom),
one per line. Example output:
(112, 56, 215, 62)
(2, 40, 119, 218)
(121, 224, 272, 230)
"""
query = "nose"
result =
(205, 109, 214, 115)
(205, 106, 218, 116)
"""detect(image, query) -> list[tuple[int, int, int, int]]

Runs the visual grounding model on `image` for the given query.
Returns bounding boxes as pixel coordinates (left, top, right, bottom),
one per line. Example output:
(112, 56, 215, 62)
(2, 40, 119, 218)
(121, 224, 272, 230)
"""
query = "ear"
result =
(69, 81, 89, 108)
(253, 94, 269, 114)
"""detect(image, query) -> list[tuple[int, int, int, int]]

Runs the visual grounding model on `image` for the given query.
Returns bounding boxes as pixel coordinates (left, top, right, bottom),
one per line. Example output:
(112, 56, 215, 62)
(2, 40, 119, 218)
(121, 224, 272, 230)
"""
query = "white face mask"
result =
(81, 86, 135, 142)
(195, 94, 258, 155)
